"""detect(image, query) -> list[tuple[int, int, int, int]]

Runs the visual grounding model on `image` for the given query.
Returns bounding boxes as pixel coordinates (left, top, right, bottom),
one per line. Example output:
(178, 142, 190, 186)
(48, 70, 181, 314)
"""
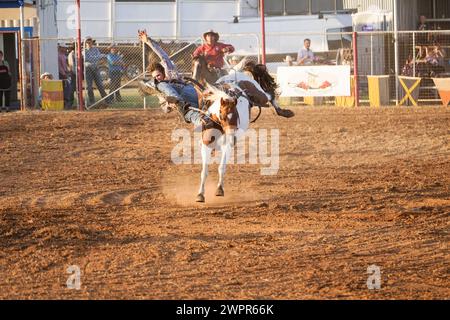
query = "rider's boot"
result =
(174, 101, 192, 124)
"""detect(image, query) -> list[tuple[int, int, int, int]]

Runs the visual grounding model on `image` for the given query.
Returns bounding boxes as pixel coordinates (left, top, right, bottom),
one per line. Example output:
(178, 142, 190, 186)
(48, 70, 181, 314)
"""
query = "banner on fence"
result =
(432, 78, 450, 107)
(277, 66, 351, 97)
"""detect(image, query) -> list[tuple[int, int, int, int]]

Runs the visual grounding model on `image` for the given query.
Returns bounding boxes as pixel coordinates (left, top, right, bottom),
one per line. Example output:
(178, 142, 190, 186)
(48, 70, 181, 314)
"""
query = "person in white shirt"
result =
(297, 38, 315, 65)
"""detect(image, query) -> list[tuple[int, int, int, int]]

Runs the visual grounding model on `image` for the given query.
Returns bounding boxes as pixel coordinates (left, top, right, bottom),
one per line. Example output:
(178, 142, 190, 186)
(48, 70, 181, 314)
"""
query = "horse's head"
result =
(204, 85, 239, 133)
(218, 96, 239, 132)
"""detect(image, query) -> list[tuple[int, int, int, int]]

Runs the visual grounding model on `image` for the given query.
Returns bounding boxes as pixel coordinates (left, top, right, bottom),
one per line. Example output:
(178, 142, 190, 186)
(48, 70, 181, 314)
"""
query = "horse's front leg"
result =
(216, 133, 234, 197)
(196, 142, 211, 203)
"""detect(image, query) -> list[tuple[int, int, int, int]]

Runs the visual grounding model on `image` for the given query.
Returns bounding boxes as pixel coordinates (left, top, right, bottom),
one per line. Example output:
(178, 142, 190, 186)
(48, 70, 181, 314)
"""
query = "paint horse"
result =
(195, 84, 250, 203)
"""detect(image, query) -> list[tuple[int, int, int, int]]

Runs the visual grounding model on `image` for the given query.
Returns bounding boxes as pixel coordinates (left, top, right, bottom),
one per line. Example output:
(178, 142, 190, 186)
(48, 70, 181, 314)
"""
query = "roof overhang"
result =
(0, 1, 34, 8)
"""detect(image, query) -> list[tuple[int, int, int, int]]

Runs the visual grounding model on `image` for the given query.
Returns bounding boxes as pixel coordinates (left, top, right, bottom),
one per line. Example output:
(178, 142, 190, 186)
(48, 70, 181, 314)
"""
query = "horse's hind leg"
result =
(197, 128, 220, 202)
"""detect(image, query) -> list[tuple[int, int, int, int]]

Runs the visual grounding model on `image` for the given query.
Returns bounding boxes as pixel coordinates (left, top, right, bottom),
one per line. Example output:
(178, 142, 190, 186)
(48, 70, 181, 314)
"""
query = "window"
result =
(264, 0, 344, 16)
(285, 0, 309, 15)
(116, 1, 175, 2)
(312, 0, 334, 13)
(326, 26, 352, 50)
(435, 0, 450, 19)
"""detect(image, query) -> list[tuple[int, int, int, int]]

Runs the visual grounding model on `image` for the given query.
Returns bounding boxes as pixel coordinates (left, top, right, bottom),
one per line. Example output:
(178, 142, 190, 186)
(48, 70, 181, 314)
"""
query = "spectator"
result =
(284, 55, 295, 66)
(415, 45, 446, 77)
(67, 44, 78, 108)
(0, 50, 10, 70)
(425, 45, 446, 76)
(58, 46, 71, 109)
(229, 55, 240, 67)
(297, 38, 315, 65)
(192, 30, 235, 84)
(336, 48, 353, 66)
(417, 15, 431, 45)
(106, 45, 124, 102)
(426, 45, 446, 65)
(0, 50, 11, 111)
(83, 36, 110, 105)
(416, 46, 430, 77)
(228, 55, 249, 72)
(401, 55, 414, 77)
(417, 15, 429, 31)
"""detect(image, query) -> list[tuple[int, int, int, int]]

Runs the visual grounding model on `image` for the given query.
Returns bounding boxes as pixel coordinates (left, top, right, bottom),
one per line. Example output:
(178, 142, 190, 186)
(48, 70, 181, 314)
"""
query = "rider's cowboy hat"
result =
(203, 30, 219, 41)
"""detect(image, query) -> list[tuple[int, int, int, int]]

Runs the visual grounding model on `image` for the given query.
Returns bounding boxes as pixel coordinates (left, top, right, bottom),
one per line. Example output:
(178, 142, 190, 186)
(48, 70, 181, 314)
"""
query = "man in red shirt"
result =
(192, 30, 234, 84)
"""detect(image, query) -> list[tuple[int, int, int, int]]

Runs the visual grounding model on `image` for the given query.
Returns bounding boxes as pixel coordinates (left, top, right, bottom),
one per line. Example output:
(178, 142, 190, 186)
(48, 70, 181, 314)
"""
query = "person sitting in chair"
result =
(192, 30, 235, 84)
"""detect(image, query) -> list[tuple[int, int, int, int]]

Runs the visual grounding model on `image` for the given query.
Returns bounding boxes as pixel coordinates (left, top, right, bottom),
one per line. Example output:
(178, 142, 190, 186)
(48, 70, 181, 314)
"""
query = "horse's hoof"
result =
(215, 186, 224, 197)
(276, 108, 295, 118)
(196, 194, 205, 202)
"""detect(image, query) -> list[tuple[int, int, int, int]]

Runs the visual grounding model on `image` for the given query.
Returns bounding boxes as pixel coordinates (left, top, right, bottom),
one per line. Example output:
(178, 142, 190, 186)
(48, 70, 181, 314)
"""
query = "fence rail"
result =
(18, 30, 450, 111)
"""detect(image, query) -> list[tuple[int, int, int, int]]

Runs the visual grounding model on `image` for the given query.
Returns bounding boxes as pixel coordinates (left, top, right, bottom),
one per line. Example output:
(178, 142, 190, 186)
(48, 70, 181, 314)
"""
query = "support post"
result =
(259, 0, 266, 65)
(76, 0, 85, 111)
(352, 31, 359, 107)
(19, 4, 27, 110)
(393, 0, 400, 106)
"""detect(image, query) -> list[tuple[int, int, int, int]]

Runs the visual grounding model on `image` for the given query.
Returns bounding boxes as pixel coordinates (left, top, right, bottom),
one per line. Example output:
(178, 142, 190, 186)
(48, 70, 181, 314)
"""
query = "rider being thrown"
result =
(138, 30, 205, 126)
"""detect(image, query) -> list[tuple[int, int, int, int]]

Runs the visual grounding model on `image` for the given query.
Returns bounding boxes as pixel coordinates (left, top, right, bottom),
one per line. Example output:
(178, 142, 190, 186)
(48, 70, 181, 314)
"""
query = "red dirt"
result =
(0, 107, 448, 299)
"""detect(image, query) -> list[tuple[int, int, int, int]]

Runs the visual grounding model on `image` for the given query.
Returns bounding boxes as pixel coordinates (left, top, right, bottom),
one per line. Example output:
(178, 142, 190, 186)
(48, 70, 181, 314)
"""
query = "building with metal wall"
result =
(343, 0, 450, 30)
(262, 0, 449, 30)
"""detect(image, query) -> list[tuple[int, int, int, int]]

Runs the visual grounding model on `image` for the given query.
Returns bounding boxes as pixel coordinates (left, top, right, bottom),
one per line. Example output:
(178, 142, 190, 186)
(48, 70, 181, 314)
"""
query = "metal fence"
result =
(20, 30, 450, 111)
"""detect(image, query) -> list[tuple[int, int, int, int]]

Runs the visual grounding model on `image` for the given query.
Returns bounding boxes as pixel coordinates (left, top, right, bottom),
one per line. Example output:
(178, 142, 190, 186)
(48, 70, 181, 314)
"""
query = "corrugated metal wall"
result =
(343, 0, 393, 12)
(343, 0, 419, 30)
(398, 0, 418, 31)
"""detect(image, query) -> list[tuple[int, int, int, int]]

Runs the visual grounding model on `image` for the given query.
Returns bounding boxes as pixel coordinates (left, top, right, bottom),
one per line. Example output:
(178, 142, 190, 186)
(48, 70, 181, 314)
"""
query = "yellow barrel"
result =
(335, 76, 355, 107)
(368, 75, 390, 107)
(41, 80, 64, 111)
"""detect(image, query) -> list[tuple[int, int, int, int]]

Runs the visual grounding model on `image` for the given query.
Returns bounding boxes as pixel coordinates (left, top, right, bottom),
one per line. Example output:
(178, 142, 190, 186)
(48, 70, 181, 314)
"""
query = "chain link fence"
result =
(20, 30, 450, 111)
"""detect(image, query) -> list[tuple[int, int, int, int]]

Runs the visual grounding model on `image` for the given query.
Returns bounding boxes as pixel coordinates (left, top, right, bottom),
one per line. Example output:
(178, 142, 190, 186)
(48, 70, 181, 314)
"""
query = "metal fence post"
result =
(259, 0, 266, 65)
(393, 0, 399, 106)
(412, 31, 416, 77)
(20, 4, 27, 110)
(370, 33, 373, 75)
(76, 0, 85, 111)
(352, 31, 359, 108)
(83, 39, 88, 109)
(142, 42, 146, 109)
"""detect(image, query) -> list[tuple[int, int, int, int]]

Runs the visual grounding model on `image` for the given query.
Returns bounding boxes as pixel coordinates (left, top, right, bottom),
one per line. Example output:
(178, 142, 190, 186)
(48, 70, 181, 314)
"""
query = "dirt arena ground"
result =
(0, 106, 448, 299)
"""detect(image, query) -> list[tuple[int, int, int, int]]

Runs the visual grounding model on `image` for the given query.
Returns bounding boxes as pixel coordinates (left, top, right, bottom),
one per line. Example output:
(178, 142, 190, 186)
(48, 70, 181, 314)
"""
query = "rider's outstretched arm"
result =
(139, 30, 179, 79)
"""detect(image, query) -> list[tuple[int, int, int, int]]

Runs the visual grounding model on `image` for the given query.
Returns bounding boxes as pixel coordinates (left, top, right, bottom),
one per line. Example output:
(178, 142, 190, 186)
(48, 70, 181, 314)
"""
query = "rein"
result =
(250, 106, 262, 123)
